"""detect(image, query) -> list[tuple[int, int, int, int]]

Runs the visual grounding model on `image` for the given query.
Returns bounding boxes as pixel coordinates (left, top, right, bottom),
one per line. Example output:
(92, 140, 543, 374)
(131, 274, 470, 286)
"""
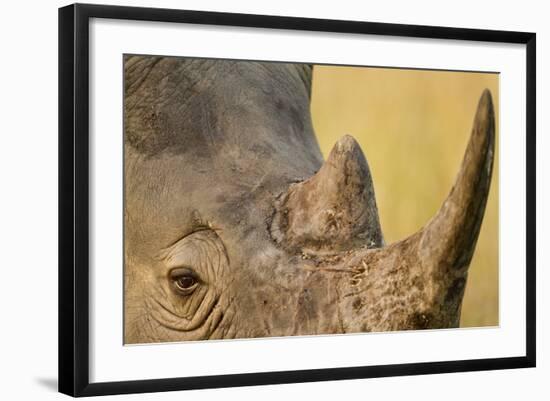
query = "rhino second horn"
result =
(271, 135, 384, 254)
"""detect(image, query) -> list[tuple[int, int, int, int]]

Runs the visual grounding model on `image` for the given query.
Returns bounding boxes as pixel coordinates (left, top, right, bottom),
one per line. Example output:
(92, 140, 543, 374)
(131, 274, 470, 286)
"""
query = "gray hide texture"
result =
(124, 55, 495, 343)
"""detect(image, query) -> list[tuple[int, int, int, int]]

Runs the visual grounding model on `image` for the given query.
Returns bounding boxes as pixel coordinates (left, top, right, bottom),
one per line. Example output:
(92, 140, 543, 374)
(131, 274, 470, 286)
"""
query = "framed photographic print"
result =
(58, 3, 536, 397)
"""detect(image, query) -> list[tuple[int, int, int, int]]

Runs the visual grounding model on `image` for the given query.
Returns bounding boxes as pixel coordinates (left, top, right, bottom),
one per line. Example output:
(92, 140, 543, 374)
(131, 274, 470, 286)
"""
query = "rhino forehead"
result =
(124, 55, 321, 167)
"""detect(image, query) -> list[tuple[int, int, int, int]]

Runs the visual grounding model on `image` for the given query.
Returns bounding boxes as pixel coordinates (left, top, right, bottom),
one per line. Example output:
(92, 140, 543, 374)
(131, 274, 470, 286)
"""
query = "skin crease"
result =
(124, 55, 495, 344)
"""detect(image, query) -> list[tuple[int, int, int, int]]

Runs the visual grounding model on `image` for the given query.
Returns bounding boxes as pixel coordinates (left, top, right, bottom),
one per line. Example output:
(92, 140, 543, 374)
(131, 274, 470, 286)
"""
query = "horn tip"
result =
(335, 134, 361, 153)
(478, 89, 495, 118)
(481, 87, 493, 103)
(473, 89, 496, 140)
(327, 135, 371, 177)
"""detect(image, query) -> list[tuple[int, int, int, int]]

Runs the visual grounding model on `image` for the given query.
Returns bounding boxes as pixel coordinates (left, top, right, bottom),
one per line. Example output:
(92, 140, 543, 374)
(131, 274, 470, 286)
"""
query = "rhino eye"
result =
(169, 267, 200, 295)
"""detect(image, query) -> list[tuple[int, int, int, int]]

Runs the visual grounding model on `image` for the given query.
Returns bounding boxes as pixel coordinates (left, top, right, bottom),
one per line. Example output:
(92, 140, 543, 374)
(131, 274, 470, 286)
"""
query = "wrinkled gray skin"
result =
(124, 55, 495, 343)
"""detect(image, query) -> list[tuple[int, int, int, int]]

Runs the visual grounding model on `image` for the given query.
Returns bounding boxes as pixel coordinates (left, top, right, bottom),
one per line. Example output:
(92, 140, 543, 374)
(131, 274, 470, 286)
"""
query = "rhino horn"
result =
(272, 89, 495, 275)
(413, 88, 495, 271)
(271, 134, 384, 253)
(352, 89, 494, 297)
(339, 90, 496, 331)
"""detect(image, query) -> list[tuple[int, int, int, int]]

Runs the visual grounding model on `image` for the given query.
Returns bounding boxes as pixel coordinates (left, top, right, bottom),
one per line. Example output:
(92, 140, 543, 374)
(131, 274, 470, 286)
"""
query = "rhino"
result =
(124, 55, 495, 343)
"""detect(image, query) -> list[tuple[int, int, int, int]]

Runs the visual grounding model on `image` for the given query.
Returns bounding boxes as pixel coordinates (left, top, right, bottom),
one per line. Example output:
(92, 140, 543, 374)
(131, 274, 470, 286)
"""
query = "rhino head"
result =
(124, 55, 495, 343)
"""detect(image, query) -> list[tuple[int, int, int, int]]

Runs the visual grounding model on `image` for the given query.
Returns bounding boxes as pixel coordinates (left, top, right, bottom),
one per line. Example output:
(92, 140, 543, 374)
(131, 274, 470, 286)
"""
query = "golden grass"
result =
(310, 66, 499, 327)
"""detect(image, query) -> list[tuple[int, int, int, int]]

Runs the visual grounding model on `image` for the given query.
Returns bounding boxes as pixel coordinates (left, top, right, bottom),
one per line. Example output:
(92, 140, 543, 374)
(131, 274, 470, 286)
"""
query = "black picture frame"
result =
(58, 3, 536, 397)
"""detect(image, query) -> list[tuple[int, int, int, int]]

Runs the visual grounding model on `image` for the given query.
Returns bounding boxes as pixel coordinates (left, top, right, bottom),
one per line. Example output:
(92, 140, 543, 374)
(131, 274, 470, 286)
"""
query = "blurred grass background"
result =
(310, 66, 499, 327)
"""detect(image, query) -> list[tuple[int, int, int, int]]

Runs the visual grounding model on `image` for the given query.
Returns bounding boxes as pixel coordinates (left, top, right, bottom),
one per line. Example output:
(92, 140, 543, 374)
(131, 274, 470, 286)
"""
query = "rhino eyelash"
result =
(169, 267, 201, 296)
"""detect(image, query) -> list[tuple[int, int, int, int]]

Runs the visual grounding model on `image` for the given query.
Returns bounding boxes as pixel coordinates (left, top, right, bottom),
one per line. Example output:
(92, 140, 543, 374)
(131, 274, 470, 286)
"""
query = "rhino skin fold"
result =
(123, 56, 495, 343)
